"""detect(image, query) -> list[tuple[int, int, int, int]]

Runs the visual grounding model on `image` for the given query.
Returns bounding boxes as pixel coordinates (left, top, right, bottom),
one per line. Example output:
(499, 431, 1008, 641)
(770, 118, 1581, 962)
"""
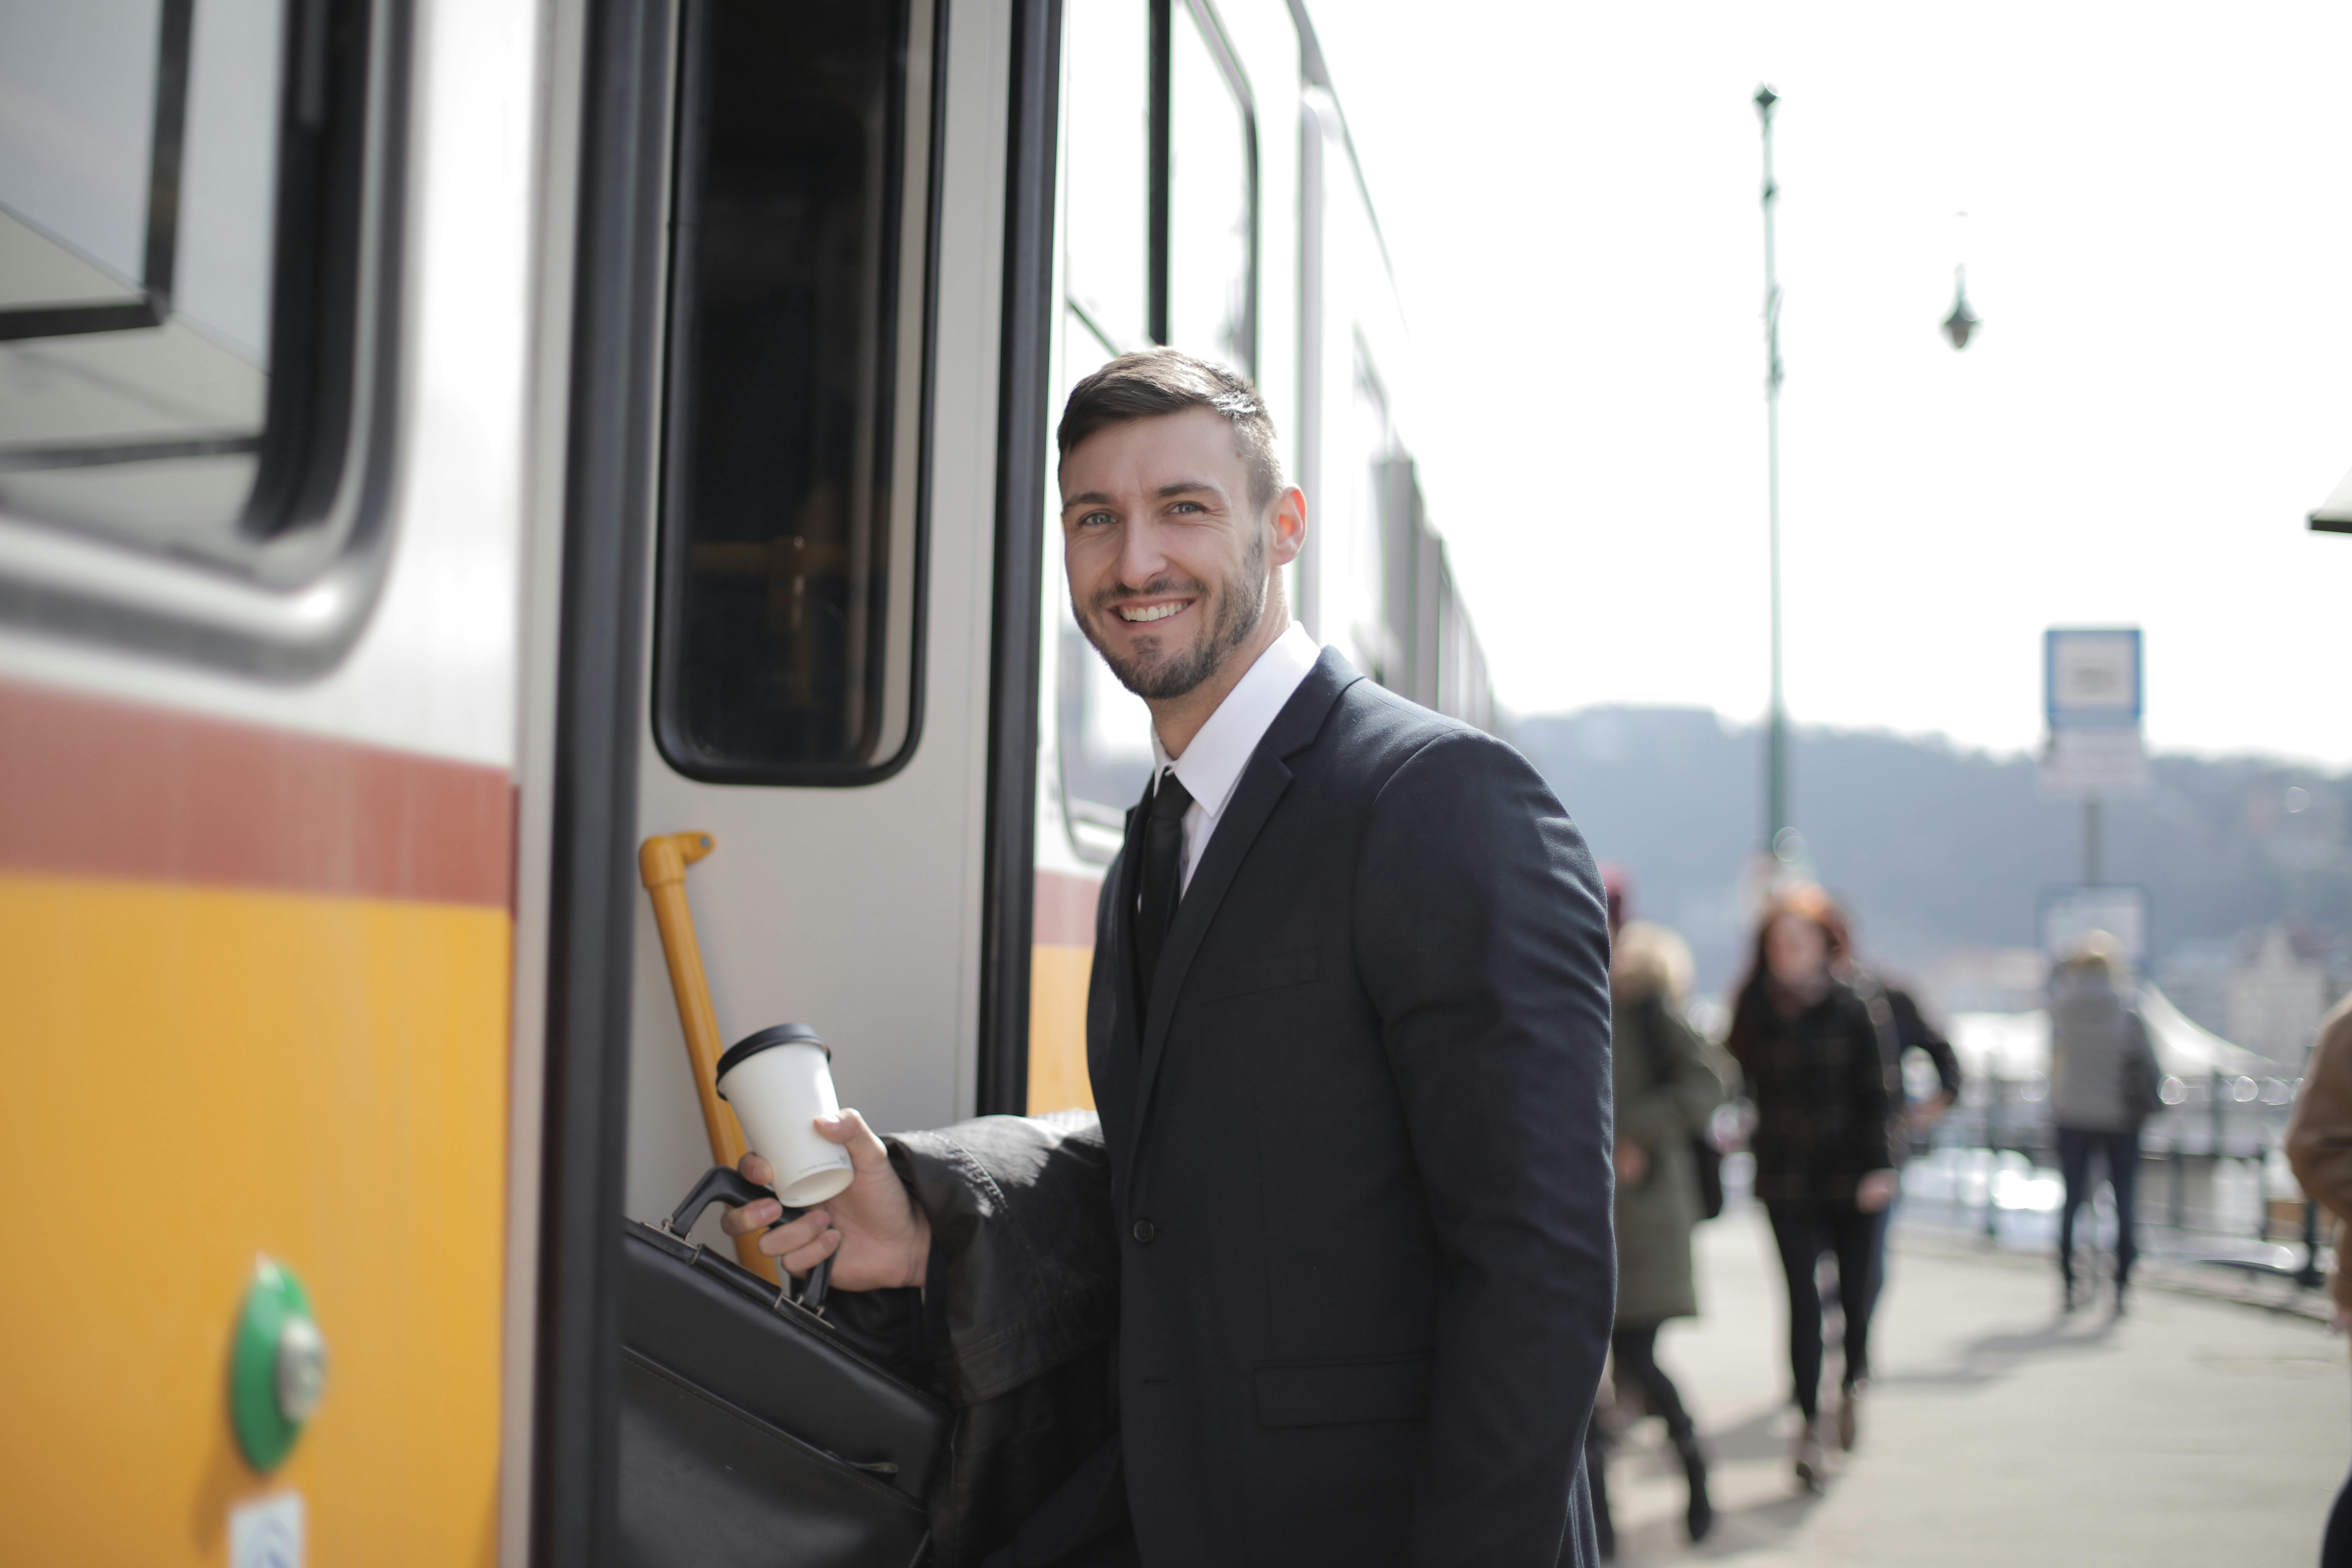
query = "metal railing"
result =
(1910, 1067, 2325, 1291)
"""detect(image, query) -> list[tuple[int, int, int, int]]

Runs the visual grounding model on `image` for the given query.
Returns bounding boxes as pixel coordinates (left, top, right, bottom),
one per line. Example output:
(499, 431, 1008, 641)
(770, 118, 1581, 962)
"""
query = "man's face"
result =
(1058, 407, 1285, 700)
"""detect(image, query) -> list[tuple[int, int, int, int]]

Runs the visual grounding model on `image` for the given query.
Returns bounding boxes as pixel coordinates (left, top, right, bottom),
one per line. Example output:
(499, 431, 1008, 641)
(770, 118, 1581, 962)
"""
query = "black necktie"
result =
(1133, 767, 1193, 1015)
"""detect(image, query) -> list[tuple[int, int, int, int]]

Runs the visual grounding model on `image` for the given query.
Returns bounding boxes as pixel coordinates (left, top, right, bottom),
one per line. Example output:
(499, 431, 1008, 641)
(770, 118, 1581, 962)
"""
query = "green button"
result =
(230, 1255, 326, 1473)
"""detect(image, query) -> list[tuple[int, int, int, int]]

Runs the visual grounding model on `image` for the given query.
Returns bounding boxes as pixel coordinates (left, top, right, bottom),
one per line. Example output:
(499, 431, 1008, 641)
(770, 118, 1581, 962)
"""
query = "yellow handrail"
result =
(638, 831, 778, 1282)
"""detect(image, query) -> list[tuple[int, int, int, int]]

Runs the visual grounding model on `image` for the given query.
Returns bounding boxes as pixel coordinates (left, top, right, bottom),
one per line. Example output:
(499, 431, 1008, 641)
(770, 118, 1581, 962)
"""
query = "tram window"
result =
(1063, 0, 1151, 356)
(1055, 606, 1156, 861)
(0, 0, 352, 563)
(1048, 0, 1255, 855)
(1054, 0, 1155, 856)
(654, 0, 937, 784)
(1053, 301, 1158, 854)
(1165, 1, 1255, 374)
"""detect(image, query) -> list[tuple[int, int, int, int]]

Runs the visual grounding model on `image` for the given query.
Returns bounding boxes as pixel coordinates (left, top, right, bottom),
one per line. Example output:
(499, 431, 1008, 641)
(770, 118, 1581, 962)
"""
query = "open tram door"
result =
(526, 0, 1060, 1555)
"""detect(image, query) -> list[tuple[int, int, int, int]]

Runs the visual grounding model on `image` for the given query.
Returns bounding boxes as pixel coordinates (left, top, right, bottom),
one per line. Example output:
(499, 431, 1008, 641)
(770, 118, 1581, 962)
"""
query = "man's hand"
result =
(719, 1109, 931, 1291)
(1855, 1168, 1899, 1214)
(1612, 1141, 1648, 1184)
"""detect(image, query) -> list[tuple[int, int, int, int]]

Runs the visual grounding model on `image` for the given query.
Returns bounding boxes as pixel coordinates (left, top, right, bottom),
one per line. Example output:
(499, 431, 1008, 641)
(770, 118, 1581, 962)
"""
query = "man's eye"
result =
(1170, 500, 1203, 515)
(1080, 511, 1115, 528)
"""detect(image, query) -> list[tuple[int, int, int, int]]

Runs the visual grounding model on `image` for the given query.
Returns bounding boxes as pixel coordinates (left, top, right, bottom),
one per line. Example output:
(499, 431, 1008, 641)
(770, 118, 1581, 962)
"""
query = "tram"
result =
(0, 0, 1494, 1561)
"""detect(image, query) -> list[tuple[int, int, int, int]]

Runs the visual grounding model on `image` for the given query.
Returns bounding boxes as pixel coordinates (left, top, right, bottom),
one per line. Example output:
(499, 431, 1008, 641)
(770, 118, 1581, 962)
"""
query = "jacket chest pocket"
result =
(1193, 945, 1319, 1003)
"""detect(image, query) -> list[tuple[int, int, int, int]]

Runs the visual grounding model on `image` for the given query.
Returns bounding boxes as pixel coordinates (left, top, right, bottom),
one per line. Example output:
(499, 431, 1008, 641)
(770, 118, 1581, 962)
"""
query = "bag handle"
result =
(666, 1164, 835, 1312)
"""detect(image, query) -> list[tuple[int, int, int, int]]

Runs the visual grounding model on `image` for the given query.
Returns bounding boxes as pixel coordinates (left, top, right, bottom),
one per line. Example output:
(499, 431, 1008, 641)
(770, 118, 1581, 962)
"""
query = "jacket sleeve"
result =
(1353, 731, 1615, 1567)
(883, 1113, 1119, 1406)
(861, 1114, 1123, 1568)
(2287, 1006, 2352, 1229)
(1890, 988, 1963, 1099)
(2288, 1006, 2352, 1314)
(2125, 1010, 2164, 1118)
(1845, 995, 1897, 1175)
(1616, 997, 1726, 1149)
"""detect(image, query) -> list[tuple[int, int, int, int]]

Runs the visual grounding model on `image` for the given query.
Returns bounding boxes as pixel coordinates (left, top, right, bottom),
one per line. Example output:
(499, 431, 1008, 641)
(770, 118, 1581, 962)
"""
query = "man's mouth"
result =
(1117, 598, 1193, 624)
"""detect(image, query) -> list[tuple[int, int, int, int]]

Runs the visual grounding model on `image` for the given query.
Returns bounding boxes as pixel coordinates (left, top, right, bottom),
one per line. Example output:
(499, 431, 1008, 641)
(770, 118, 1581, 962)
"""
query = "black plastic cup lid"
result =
(715, 1023, 830, 1091)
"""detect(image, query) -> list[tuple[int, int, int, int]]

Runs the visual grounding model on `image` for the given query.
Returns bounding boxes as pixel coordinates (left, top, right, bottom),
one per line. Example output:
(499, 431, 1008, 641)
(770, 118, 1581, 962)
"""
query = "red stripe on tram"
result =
(0, 678, 515, 909)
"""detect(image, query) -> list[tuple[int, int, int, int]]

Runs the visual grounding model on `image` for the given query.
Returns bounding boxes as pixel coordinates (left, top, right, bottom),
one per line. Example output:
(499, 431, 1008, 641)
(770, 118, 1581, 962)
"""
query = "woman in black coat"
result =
(1724, 885, 1896, 1493)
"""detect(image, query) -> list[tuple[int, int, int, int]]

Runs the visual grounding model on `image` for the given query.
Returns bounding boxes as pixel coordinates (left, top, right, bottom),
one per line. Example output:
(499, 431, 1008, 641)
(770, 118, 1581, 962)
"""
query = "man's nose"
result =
(1114, 513, 1169, 588)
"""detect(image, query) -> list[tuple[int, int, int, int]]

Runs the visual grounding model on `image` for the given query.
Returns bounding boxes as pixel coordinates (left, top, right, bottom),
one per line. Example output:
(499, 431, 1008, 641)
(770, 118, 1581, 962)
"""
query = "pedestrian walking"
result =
(1724, 884, 1897, 1492)
(2047, 932, 2163, 1315)
(1815, 897, 1962, 1324)
(1585, 909, 1727, 1552)
(2284, 993, 2352, 1568)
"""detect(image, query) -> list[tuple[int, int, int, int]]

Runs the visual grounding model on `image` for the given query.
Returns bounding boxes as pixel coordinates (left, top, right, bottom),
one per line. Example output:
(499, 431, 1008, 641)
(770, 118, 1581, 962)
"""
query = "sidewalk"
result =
(1601, 1204, 2349, 1564)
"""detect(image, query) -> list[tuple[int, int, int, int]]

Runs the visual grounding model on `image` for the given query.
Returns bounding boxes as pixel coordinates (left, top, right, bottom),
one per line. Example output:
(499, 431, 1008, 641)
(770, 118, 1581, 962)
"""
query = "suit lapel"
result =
(1131, 648, 1363, 1144)
(1091, 799, 1150, 1162)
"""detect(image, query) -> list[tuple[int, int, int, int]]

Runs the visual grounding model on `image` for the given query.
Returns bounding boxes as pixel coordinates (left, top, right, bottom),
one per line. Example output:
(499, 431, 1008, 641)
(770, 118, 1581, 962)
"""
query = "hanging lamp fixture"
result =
(1942, 264, 1981, 350)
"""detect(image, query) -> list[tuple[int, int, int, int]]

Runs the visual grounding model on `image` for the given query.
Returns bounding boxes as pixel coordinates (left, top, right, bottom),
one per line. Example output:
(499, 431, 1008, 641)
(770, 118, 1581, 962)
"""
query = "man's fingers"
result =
(718, 1196, 782, 1236)
(817, 1107, 893, 1173)
(780, 1226, 843, 1278)
(737, 1151, 776, 1187)
(754, 1209, 831, 1258)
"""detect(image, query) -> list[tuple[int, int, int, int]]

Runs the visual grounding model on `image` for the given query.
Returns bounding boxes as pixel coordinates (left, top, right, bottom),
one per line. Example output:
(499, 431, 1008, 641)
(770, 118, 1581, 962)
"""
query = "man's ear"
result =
(1268, 486, 1307, 570)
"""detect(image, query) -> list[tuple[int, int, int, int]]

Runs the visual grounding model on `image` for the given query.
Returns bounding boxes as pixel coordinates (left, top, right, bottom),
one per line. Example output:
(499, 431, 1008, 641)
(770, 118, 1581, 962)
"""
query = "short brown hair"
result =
(1056, 348, 1284, 510)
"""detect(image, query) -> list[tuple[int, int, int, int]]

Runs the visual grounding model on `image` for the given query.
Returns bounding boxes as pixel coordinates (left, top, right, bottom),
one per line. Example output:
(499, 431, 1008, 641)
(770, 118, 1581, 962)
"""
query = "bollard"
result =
(2301, 1198, 2325, 1291)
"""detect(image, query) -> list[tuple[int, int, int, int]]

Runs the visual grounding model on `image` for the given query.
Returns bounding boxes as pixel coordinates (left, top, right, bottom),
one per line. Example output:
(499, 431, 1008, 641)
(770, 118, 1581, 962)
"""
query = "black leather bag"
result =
(618, 1167, 951, 1568)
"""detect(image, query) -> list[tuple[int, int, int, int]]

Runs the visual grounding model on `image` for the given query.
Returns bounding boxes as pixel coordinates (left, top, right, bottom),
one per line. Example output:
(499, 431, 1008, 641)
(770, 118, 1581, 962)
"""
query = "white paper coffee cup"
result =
(714, 1023, 855, 1207)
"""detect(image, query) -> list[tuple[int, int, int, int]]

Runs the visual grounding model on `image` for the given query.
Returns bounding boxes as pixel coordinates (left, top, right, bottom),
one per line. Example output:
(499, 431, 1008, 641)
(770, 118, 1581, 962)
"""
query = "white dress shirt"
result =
(1147, 621, 1323, 894)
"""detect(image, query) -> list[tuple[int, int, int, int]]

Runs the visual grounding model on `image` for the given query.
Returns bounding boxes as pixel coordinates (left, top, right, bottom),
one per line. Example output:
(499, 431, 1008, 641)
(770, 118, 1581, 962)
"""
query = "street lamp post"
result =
(1755, 85, 1789, 858)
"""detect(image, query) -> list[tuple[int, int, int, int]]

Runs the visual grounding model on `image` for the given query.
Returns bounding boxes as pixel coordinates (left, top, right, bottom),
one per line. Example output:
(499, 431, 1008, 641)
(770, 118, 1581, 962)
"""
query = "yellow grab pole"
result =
(638, 831, 778, 1282)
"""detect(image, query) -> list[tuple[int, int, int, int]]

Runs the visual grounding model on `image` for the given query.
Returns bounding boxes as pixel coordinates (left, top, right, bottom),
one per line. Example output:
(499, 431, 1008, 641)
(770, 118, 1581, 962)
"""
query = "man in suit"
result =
(725, 349, 1615, 1565)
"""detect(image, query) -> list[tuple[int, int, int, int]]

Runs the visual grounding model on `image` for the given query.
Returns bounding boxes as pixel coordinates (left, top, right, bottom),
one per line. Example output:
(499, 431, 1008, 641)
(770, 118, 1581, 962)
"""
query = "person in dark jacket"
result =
(1585, 911, 1725, 1554)
(1815, 896, 1962, 1326)
(726, 349, 1615, 1567)
(2048, 932, 2163, 1314)
(1724, 884, 1896, 1492)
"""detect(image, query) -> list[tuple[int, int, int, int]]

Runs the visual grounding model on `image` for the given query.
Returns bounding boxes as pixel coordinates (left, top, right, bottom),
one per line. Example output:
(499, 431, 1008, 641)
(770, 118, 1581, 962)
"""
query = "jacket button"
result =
(1132, 1219, 1157, 1245)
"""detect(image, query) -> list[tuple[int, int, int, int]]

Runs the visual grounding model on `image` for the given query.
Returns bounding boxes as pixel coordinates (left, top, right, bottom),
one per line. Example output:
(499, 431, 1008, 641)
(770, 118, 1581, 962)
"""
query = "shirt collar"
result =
(1150, 621, 1322, 820)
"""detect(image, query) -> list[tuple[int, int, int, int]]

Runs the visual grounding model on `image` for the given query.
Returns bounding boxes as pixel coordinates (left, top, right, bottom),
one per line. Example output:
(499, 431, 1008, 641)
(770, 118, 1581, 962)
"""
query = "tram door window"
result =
(1063, 0, 1151, 358)
(1332, 338, 1398, 683)
(654, 0, 935, 783)
(1054, 0, 1153, 860)
(1163, 0, 1256, 375)
(0, 0, 354, 563)
(1049, 0, 1259, 860)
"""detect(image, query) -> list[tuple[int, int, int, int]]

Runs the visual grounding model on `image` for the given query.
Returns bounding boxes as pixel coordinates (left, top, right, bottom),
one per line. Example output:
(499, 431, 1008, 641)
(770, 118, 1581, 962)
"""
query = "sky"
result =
(1310, 2, 2352, 766)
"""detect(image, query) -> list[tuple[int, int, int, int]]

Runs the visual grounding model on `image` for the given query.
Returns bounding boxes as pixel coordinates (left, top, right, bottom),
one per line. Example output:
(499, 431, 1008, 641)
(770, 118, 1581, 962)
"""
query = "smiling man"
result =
(726, 349, 1615, 1566)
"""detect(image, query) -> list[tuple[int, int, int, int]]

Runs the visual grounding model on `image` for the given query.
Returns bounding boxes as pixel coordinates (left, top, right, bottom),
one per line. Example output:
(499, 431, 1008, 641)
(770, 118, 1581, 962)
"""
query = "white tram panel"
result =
(622, 0, 1012, 1230)
(0, 0, 540, 774)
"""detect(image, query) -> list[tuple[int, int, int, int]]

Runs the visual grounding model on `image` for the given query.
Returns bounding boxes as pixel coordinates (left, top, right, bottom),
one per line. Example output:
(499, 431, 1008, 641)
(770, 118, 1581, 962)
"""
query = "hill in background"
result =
(1511, 708, 2352, 1041)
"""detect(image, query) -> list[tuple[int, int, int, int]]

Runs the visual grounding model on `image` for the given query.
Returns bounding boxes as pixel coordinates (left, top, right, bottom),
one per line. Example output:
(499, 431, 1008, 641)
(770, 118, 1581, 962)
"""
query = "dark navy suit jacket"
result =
(1084, 647, 1615, 1567)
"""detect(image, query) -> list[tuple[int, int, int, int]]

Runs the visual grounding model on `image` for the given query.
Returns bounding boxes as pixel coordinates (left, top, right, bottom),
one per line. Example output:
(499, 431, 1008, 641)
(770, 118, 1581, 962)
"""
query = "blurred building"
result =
(2155, 937, 2238, 1038)
(1922, 947, 2047, 1017)
(2226, 925, 2334, 1063)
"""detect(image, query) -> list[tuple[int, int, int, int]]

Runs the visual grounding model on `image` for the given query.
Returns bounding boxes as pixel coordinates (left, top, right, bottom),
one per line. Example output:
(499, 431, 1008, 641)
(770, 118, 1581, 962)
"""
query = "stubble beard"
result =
(1082, 527, 1269, 701)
